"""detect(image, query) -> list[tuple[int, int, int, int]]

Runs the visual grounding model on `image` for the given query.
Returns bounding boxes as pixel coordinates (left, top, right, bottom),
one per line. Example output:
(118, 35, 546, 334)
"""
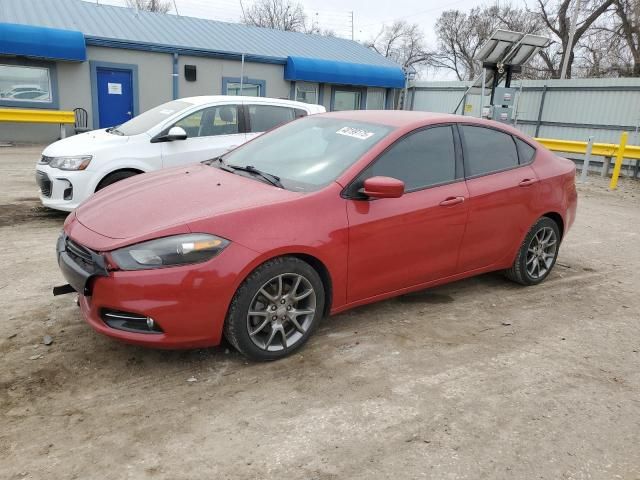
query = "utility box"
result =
(491, 106, 513, 123)
(493, 87, 517, 106)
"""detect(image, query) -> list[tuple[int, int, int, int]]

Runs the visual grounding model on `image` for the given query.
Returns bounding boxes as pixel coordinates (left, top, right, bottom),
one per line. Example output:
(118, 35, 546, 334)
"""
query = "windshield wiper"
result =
(225, 164, 284, 188)
(106, 126, 124, 136)
(202, 155, 225, 166)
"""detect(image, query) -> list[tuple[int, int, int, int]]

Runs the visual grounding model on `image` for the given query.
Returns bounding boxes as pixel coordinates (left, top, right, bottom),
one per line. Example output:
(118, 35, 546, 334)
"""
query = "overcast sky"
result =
(91, 0, 515, 79)
(94, 0, 494, 42)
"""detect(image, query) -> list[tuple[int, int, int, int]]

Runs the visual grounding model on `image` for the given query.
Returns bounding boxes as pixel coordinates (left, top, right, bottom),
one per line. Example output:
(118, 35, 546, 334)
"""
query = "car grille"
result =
(36, 171, 52, 197)
(39, 155, 53, 165)
(65, 237, 96, 271)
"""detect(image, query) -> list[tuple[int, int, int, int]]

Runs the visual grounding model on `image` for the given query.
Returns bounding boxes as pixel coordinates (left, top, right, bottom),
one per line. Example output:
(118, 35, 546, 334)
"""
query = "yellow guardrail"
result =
(535, 137, 640, 161)
(535, 133, 639, 190)
(0, 108, 75, 124)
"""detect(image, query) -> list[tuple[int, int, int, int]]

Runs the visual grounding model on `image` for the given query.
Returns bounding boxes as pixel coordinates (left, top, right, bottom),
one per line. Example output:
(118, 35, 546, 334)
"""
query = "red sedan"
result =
(55, 111, 577, 361)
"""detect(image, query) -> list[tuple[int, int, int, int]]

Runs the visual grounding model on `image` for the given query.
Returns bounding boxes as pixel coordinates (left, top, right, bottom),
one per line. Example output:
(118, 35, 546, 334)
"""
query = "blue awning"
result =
(0, 23, 86, 62)
(285, 56, 405, 89)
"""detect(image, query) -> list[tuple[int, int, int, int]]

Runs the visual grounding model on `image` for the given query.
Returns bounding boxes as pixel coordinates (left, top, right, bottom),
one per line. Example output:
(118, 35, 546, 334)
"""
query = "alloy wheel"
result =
(526, 226, 558, 279)
(247, 273, 316, 352)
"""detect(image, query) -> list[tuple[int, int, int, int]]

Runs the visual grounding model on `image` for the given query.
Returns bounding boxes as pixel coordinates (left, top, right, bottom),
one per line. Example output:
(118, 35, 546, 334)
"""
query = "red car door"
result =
(456, 125, 541, 272)
(344, 125, 469, 303)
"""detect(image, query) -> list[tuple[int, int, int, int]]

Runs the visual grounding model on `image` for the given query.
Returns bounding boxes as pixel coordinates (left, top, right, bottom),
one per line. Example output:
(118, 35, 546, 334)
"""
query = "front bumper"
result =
(56, 232, 258, 349)
(56, 234, 109, 295)
(36, 164, 94, 211)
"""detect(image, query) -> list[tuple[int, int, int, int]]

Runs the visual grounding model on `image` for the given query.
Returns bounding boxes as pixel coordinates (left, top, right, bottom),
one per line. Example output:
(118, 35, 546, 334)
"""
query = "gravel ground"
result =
(1, 145, 640, 480)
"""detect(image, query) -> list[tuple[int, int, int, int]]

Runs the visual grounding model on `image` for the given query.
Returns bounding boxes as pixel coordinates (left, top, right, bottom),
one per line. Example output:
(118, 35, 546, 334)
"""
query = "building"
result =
(0, 0, 404, 143)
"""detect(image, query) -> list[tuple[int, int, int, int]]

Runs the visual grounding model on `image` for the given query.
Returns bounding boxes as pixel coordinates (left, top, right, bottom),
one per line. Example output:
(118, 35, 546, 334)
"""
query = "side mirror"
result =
(362, 176, 405, 199)
(165, 126, 187, 141)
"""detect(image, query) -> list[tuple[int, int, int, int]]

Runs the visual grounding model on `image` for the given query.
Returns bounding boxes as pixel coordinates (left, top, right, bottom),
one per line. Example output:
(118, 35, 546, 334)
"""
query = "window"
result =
(247, 105, 295, 133)
(116, 100, 192, 136)
(295, 82, 318, 104)
(514, 137, 536, 164)
(173, 105, 239, 137)
(0, 64, 53, 105)
(366, 88, 386, 110)
(222, 116, 392, 192)
(360, 126, 457, 192)
(333, 90, 361, 111)
(226, 82, 260, 96)
(461, 125, 519, 177)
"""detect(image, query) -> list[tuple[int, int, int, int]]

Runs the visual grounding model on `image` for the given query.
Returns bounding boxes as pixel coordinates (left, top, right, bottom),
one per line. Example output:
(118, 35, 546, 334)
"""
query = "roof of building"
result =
(0, 0, 398, 68)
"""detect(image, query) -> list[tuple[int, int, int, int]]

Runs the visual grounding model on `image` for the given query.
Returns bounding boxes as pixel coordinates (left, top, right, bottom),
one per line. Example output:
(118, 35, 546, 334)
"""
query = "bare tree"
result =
(536, 0, 615, 78)
(241, 0, 307, 32)
(613, 0, 640, 75)
(430, 5, 541, 80)
(366, 21, 432, 72)
(125, 0, 171, 13)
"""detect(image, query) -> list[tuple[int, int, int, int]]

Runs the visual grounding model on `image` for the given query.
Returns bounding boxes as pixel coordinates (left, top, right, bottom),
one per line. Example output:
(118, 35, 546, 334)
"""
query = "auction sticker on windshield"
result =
(336, 126, 375, 140)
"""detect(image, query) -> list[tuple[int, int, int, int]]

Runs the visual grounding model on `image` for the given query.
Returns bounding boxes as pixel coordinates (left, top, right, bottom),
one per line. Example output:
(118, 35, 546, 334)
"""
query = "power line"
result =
(357, 0, 470, 28)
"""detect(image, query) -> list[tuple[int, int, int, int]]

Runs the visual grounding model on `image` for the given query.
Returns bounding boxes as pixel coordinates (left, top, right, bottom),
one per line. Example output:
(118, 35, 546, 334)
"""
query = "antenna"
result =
(172, 0, 179, 16)
(351, 11, 354, 40)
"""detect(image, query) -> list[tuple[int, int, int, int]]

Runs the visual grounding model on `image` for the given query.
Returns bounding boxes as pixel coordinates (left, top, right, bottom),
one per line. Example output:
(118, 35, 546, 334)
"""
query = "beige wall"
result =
(88, 46, 174, 115)
(177, 55, 289, 99)
(0, 48, 332, 144)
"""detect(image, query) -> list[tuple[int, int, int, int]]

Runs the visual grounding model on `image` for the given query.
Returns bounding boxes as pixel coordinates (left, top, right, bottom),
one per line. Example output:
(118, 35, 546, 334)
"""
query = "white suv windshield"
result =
(112, 100, 193, 136)
(221, 116, 393, 192)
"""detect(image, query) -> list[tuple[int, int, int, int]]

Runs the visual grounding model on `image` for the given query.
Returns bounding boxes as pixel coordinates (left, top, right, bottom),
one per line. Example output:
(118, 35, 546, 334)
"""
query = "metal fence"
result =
(408, 78, 640, 144)
(407, 77, 640, 178)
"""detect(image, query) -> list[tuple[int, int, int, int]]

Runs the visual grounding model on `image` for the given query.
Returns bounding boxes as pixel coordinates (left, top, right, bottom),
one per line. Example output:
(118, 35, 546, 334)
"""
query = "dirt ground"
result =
(1, 144, 639, 480)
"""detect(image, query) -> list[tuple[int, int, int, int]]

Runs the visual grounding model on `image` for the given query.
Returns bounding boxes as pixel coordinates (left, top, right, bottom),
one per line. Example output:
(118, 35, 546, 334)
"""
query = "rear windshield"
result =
(113, 100, 192, 136)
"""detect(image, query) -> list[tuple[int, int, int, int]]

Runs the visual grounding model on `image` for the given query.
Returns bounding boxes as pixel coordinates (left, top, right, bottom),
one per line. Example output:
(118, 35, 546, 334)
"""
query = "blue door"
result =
(96, 68, 134, 128)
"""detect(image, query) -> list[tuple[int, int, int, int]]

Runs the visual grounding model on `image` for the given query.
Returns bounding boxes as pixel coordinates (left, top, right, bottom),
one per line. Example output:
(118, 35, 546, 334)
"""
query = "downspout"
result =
(172, 53, 179, 100)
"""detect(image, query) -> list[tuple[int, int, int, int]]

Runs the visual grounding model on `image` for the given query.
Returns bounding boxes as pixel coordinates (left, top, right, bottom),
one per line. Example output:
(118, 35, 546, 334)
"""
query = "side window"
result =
(294, 108, 308, 119)
(514, 137, 536, 164)
(248, 105, 295, 133)
(461, 125, 519, 176)
(173, 105, 239, 138)
(359, 126, 457, 192)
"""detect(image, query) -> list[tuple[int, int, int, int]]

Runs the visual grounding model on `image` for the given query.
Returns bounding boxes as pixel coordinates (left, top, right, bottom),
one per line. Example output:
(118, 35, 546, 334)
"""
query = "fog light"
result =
(100, 309, 163, 334)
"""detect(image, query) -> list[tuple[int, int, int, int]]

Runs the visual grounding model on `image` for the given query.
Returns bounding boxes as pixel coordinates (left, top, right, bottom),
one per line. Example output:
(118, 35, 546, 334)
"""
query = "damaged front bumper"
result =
(54, 233, 109, 296)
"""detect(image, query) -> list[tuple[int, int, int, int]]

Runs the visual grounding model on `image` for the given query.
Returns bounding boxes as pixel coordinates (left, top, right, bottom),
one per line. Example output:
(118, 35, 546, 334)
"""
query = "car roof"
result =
(315, 110, 521, 133)
(179, 95, 324, 111)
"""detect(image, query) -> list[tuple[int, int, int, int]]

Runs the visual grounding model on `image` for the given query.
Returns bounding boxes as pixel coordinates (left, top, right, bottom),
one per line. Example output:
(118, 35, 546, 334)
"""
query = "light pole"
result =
(560, 0, 582, 80)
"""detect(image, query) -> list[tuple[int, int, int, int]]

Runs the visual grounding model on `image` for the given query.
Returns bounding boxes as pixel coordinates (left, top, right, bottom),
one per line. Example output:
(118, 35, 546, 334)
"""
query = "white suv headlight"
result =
(49, 155, 92, 171)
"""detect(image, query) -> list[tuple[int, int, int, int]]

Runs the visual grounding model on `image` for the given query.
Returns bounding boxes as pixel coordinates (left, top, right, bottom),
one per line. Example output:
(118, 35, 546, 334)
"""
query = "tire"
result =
(505, 216, 561, 286)
(224, 256, 325, 361)
(96, 170, 139, 191)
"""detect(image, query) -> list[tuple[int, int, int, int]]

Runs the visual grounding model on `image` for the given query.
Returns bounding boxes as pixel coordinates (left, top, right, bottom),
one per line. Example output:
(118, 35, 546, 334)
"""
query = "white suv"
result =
(36, 96, 325, 211)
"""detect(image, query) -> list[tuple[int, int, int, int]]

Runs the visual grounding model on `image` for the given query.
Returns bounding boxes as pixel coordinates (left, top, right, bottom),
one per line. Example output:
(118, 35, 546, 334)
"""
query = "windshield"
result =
(221, 116, 393, 192)
(113, 100, 193, 136)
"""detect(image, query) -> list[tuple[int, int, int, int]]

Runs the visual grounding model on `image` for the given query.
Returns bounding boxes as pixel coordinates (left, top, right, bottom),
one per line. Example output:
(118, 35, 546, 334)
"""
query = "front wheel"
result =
(505, 217, 560, 286)
(224, 257, 325, 361)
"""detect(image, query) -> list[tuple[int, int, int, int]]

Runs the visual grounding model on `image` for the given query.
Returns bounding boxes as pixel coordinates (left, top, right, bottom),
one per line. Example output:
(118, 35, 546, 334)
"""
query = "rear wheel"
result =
(505, 216, 560, 285)
(224, 257, 325, 361)
(96, 170, 139, 191)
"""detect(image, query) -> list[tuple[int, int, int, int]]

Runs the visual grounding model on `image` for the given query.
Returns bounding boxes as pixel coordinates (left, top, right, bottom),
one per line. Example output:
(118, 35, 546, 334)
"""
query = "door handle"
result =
(439, 196, 465, 206)
(519, 178, 537, 187)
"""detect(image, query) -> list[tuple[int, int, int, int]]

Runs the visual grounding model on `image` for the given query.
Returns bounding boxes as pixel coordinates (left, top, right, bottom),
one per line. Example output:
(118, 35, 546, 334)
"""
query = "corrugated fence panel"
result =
(409, 78, 640, 147)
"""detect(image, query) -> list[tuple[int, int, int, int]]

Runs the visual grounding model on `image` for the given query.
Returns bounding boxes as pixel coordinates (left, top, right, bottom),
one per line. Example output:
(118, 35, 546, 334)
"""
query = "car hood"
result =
(74, 164, 301, 243)
(42, 128, 131, 156)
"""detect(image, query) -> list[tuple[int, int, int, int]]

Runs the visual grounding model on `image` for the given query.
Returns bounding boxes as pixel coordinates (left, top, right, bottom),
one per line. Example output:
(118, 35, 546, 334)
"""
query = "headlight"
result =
(111, 234, 230, 271)
(48, 155, 92, 170)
